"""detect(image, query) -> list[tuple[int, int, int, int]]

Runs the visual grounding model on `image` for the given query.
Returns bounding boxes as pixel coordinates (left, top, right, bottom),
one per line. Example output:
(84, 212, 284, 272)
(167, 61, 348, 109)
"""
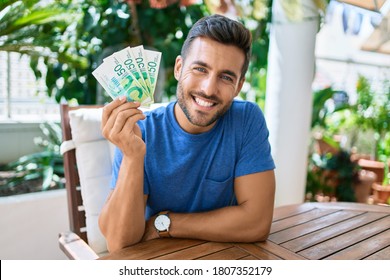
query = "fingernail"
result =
(118, 96, 126, 101)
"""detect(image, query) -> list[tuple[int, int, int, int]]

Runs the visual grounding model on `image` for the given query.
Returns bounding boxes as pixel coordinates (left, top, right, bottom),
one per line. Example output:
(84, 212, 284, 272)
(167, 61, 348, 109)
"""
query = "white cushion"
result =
(68, 108, 112, 254)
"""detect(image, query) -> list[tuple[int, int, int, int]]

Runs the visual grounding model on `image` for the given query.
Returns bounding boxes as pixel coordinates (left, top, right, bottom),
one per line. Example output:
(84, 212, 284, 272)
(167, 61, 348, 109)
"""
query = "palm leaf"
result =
(0, 0, 86, 70)
(14, 9, 74, 25)
(0, 7, 76, 36)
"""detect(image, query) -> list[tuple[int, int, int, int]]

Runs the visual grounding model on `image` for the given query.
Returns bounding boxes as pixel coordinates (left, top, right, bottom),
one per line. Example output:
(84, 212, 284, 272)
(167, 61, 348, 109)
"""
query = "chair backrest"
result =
(60, 104, 102, 243)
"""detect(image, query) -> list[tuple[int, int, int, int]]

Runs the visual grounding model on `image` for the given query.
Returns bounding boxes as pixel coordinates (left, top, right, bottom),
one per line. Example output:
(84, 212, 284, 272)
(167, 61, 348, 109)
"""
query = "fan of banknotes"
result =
(92, 45, 162, 107)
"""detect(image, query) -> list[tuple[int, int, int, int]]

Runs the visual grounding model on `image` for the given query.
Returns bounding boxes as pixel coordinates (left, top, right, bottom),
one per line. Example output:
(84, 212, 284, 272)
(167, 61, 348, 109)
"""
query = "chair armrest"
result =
(59, 231, 99, 260)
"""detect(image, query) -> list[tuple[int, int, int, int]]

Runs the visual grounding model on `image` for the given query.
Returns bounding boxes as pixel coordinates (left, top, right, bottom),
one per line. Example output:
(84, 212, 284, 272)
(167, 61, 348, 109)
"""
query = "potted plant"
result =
(372, 161, 390, 205)
(306, 148, 363, 202)
(351, 76, 390, 181)
(371, 133, 390, 205)
(307, 86, 377, 203)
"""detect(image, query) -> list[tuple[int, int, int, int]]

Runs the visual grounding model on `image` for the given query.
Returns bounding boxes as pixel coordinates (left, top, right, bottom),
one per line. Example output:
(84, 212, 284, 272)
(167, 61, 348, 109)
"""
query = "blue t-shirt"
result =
(111, 100, 275, 220)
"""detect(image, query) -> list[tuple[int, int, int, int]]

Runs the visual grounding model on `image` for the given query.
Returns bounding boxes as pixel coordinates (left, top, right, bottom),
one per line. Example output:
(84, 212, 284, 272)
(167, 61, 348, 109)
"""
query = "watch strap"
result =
(158, 229, 171, 238)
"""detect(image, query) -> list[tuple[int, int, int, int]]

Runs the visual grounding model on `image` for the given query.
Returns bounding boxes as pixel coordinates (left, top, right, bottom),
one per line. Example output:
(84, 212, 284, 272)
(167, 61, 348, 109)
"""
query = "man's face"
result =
(174, 37, 245, 134)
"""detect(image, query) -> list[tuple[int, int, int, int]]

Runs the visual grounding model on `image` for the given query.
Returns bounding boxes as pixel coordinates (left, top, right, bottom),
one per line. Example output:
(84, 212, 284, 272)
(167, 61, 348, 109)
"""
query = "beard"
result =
(176, 81, 233, 128)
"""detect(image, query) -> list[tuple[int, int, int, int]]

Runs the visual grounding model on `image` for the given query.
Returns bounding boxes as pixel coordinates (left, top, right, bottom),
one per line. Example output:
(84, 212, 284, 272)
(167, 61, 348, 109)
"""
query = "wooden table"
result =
(100, 202, 390, 260)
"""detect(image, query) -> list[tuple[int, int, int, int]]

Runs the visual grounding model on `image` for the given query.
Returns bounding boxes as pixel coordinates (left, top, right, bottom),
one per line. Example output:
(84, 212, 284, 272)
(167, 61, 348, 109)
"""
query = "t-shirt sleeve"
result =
(110, 147, 123, 190)
(234, 103, 275, 178)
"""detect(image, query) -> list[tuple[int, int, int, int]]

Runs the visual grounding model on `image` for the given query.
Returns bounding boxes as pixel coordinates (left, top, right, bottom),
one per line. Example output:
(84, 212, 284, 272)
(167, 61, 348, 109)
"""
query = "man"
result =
(99, 14, 276, 253)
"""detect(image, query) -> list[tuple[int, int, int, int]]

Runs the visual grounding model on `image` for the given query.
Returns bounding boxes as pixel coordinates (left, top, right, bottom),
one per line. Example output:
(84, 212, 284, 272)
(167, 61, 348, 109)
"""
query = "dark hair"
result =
(181, 14, 252, 79)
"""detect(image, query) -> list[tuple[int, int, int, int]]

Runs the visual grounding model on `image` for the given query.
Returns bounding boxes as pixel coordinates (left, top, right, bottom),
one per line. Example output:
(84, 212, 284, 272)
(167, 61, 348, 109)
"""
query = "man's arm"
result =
(98, 97, 148, 252)
(144, 170, 275, 242)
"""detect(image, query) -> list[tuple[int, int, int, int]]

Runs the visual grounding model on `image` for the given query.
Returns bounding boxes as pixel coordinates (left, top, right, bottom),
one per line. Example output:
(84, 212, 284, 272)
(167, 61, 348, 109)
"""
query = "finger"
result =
(102, 102, 141, 134)
(121, 112, 146, 136)
(102, 97, 140, 127)
(107, 108, 145, 138)
(101, 96, 126, 126)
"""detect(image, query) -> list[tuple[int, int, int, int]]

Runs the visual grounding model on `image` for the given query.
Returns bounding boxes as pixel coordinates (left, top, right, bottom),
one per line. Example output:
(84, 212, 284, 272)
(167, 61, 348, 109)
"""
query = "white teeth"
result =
(195, 97, 214, 107)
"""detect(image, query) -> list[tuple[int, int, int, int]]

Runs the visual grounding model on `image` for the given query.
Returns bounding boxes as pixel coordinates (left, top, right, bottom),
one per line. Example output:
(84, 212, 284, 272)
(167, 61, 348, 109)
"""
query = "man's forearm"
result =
(168, 204, 273, 242)
(166, 172, 275, 242)
(98, 156, 145, 252)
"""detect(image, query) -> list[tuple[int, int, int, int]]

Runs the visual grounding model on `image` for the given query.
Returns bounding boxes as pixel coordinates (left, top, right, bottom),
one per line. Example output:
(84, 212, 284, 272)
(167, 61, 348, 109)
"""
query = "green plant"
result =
(378, 132, 390, 186)
(306, 149, 359, 202)
(0, 122, 64, 196)
(353, 75, 390, 159)
(307, 86, 359, 202)
(39, 0, 138, 104)
(311, 87, 351, 130)
(0, 0, 89, 79)
(383, 158, 389, 186)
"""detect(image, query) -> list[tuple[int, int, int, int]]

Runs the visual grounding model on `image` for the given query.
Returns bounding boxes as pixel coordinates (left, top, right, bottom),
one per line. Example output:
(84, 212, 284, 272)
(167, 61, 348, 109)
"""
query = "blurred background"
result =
(0, 0, 389, 259)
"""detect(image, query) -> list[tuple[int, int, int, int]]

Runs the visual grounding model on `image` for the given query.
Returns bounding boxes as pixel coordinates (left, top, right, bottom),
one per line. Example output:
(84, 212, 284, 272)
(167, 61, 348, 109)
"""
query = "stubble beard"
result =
(176, 81, 232, 128)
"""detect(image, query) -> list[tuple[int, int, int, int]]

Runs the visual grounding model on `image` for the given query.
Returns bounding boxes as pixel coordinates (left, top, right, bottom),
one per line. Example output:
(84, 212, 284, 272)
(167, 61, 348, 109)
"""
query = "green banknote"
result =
(144, 49, 162, 96)
(131, 45, 153, 102)
(112, 47, 150, 96)
(92, 56, 152, 105)
(93, 45, 162, 107)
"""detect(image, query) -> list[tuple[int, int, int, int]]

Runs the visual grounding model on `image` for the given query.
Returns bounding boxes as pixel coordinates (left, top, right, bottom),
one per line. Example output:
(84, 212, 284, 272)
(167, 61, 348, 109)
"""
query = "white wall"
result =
(0, 189, 69, 260)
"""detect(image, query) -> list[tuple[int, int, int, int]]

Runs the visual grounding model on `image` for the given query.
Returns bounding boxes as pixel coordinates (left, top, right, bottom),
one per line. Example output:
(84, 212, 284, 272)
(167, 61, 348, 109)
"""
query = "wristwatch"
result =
(154, 211, 171, 238)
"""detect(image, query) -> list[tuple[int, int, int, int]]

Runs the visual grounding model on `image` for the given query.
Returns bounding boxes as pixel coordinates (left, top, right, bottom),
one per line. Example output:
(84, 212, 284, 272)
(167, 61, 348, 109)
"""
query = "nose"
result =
(200, 76, 218, 97)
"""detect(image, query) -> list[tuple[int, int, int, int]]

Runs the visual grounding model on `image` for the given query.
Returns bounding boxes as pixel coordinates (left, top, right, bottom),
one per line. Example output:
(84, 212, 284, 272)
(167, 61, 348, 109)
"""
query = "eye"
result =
(220, 74, 234, 82)
(194, 67, 206, 73)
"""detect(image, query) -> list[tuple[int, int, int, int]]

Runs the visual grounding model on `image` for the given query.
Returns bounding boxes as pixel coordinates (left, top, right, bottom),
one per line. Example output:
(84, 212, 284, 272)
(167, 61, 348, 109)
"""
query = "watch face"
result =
(154, 214, 170, 231)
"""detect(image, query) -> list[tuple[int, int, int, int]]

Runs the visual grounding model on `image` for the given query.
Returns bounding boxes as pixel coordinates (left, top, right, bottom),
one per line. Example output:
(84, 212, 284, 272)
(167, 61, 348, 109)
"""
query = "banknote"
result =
(92, 55, 152, 105)
(110, 47, 150, 94)
(93, 45, 162, 107)
(131, 45, 152, 99)
(144, 49, 162, 95)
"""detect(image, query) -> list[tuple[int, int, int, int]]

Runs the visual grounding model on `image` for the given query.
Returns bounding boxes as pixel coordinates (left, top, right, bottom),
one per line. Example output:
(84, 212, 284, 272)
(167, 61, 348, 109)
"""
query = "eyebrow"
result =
(192, 60, 238, 79)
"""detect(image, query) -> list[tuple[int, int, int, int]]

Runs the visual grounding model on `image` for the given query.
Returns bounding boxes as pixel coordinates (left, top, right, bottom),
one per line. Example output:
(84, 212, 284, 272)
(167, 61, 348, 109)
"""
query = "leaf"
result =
(13, 9, 73, 26)
(0, 7, 71, 36)
(312, 87, 335, 128)
(41, 166, 54, 190)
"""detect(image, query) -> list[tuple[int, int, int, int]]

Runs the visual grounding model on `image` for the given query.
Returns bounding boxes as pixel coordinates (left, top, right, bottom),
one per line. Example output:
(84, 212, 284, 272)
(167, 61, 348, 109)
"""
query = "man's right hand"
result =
(101, 96, 146, 158)
(99, 97, 148, 251)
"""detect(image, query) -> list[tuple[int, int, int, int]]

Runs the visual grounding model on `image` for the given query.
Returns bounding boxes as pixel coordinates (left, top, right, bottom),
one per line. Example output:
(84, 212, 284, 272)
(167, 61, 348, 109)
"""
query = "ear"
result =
(174, 56, 182, 81)
(235, 78, 245, 97)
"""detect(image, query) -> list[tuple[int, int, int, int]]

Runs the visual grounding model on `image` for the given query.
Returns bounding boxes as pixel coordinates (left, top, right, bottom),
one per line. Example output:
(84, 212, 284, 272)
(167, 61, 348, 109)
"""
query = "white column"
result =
(264, 0, 319, 206)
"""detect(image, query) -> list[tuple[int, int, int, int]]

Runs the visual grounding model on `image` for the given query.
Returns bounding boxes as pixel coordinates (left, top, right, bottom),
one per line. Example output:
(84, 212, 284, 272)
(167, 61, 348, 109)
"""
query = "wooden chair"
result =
(59, 104, 104, 260)
(58, 102, 167, 259)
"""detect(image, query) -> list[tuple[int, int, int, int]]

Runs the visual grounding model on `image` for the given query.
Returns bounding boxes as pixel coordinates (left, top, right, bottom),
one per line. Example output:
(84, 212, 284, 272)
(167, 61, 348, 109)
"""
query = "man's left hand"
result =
(141, 215, 160, 242)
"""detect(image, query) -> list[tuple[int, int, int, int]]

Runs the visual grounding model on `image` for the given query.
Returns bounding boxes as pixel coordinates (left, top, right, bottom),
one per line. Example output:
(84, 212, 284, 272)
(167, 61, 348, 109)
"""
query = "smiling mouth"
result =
(193, 96, 217, 108)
